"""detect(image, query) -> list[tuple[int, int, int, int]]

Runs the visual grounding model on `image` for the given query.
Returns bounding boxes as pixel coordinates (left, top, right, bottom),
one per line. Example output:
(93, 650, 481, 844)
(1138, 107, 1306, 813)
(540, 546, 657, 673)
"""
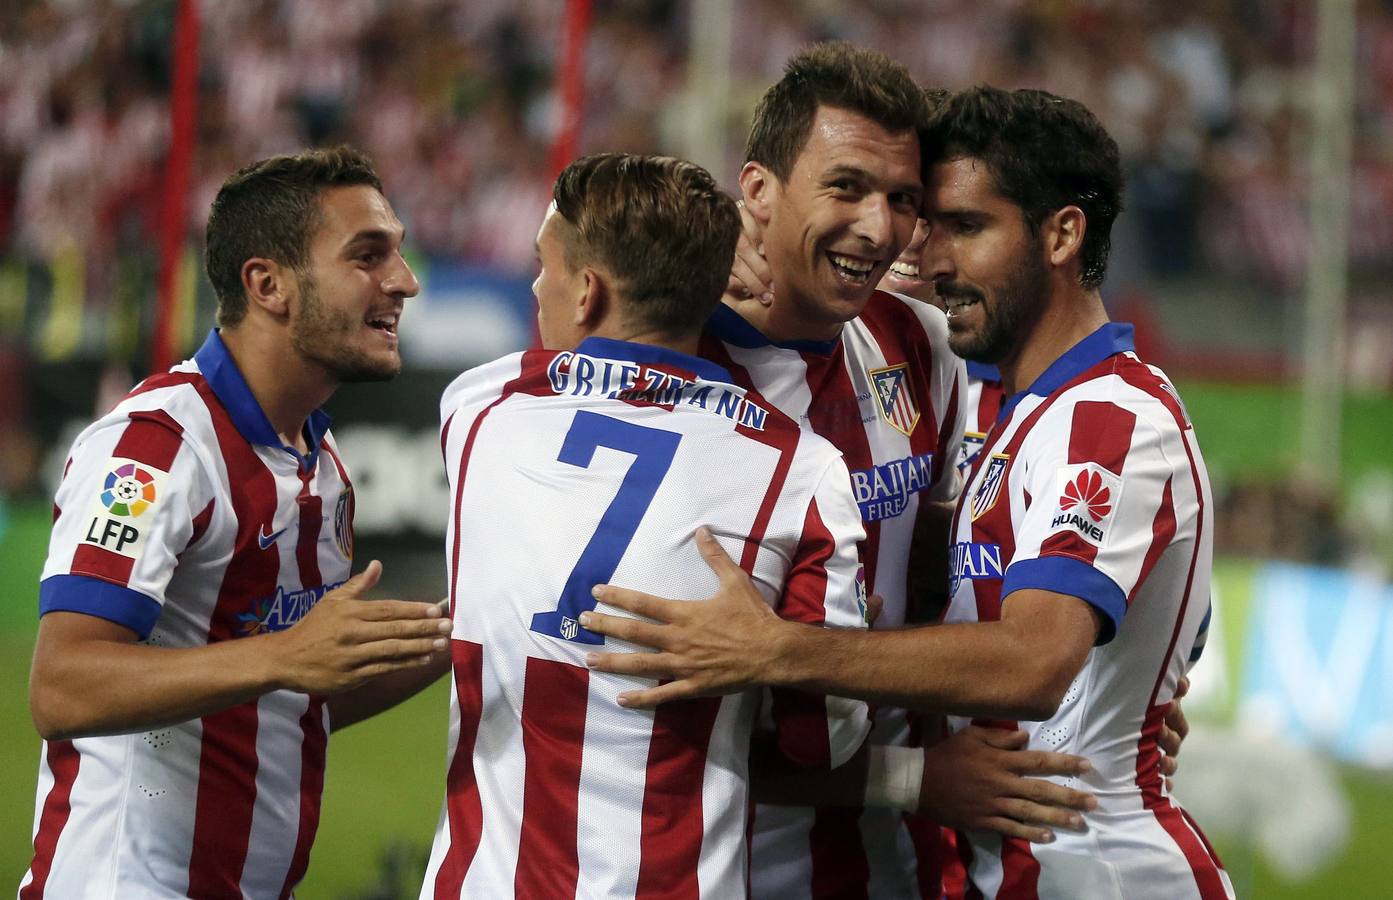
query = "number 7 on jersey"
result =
(530, 410, 681, 644)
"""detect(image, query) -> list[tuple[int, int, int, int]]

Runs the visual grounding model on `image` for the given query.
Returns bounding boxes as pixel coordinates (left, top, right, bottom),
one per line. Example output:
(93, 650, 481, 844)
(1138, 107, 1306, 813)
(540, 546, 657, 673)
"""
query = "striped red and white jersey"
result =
(943, 323, 1234, 899)
(957, 361, 1006, 475)
(425, 337, 871, 899)
(701, 294, 967, 899)
(22, 330, 353, 900)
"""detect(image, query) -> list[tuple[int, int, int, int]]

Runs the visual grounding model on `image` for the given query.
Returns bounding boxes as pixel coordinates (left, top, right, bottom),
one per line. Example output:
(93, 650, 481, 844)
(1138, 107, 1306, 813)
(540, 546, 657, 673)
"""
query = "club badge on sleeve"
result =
(81, 459, 170, 558)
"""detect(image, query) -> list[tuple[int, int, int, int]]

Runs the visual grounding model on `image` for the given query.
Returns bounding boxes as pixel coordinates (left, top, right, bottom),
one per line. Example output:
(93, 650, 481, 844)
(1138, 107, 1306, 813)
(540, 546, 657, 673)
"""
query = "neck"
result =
(218, 324, 336, 451)
(589, 322, 702, 359)
(995, 282, 1109, 395)
(719, 289, 842, 344)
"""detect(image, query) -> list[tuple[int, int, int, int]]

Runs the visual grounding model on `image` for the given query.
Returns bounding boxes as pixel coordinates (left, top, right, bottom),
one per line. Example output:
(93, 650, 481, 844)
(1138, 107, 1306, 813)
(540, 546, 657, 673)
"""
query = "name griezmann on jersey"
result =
(547, 350, 769, 431)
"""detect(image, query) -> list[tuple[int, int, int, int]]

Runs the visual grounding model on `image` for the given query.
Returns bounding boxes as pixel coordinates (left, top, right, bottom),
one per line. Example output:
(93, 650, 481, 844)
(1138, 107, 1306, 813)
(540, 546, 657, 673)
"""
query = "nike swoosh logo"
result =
(258, 525, 288, 550)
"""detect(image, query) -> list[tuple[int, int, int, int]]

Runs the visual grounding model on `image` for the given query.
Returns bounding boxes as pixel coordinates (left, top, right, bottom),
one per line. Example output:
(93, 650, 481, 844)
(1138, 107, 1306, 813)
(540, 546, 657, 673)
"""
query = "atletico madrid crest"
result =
(869, 364, 920, 437)
(334, 488, 354, 559)
(971, 454, 1011, 520)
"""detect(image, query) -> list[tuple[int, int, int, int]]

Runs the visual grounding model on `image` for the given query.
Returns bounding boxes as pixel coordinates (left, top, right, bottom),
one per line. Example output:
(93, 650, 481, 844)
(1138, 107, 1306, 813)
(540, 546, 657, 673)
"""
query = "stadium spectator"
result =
(584, 85, 1234, 899)
(21, 146, 452, 898)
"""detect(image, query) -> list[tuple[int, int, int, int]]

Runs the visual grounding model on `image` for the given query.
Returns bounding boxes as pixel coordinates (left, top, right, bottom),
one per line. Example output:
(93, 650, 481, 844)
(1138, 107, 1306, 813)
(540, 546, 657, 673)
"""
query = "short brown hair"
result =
(205, 146, 384, 326)
(552, 153, 739, 337)
(745, 42, 929, 181)
(923, 87, 1124, 288)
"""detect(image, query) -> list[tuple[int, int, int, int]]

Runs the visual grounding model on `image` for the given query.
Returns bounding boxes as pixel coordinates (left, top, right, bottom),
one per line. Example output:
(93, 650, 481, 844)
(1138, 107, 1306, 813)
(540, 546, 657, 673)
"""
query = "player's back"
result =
(425, 338, 870, 900)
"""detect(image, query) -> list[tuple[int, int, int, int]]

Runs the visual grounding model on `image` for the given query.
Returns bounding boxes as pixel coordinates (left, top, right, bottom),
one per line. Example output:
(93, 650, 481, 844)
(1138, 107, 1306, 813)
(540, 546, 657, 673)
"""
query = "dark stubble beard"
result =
(289, 271, 401, 383)
(943, 237, 1049, 365)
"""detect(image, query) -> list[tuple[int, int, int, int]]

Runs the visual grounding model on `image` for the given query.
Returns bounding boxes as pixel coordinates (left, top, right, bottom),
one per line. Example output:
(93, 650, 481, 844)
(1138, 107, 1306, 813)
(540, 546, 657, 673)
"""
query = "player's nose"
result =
(384, 252, 421, 299)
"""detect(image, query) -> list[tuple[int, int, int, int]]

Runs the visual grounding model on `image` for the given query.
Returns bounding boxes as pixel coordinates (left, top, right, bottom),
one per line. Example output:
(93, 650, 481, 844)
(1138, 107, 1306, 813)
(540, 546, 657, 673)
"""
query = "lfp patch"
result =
(869, 364, 920, 437)
(1048, 463, 1124, 546)
(82, 458, 171, 559)
(101, 463, 159, 517)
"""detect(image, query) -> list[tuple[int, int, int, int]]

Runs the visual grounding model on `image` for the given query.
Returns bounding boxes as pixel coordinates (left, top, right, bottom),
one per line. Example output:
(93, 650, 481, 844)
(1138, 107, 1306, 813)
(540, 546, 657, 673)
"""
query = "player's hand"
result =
(270, 560, 452, 694)
(1159, 676, 1190, 790)
(920, 726, 1096, 843)
(725, 201, 774, 305)
(582, 526, 785, 707)
(864, 593, 885, 627)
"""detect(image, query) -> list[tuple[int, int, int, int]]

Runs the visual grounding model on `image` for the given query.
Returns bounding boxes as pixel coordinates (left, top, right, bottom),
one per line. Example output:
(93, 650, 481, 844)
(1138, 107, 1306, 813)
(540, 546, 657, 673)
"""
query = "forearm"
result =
(765, 618, 1068, 720)
(755, 590, 1101, 719)
(30, 632, 284, 740)
(327, 653, 450, 730)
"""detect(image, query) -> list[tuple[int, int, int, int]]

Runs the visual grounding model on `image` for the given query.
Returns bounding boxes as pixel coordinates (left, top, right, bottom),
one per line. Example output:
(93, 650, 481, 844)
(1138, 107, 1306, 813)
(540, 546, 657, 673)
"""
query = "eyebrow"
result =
(344, 227, 404, 248)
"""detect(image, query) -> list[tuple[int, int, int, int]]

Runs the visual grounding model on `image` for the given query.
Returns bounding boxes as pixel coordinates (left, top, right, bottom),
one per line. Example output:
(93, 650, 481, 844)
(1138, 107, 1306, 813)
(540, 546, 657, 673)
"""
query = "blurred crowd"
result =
(4, 0, 1393, 311)
(2, 0, 1391, 565)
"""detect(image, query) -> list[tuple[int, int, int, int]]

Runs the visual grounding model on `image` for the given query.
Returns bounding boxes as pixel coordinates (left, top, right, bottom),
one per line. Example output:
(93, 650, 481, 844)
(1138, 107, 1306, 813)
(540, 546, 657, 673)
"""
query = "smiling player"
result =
(22, 147, 452, 899)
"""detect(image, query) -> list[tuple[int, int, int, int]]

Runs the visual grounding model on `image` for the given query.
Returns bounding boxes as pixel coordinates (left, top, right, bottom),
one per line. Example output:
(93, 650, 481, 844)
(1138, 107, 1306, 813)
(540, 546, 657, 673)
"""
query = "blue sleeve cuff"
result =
(39, 575, 162, 639)
(1002, 556, 1125, 645)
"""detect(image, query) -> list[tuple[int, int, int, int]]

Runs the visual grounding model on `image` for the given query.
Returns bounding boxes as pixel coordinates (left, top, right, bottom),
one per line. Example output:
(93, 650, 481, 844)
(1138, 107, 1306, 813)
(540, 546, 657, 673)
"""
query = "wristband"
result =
(863, 744, 924, 812)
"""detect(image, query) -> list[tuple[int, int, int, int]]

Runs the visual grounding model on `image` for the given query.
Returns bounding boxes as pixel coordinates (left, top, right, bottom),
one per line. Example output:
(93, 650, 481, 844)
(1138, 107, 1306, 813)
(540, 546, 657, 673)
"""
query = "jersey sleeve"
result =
(1001, 397, 1180, 645)
(770, 452, 872, 770)
(39, 411, 215, 639)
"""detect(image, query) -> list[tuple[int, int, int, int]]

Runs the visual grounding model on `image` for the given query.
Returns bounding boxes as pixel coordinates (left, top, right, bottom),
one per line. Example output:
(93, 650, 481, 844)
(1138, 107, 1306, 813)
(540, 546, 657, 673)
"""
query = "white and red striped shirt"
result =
(701, 295, 967, 899)
(943, 323, 1234, 899)
(957, 360, 1007, 475)
(425, 337, 871, 899)
(22, 330, 354, 899)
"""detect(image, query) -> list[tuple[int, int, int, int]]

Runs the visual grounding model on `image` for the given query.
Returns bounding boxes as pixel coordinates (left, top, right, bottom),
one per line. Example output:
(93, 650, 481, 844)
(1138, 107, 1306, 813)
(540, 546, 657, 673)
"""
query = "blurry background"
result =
(1, 0, 1391, 897)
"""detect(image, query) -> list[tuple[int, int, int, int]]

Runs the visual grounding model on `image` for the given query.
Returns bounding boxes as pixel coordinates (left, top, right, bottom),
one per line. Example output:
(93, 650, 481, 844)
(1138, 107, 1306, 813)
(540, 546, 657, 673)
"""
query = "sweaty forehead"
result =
(794, 106, 921, 184)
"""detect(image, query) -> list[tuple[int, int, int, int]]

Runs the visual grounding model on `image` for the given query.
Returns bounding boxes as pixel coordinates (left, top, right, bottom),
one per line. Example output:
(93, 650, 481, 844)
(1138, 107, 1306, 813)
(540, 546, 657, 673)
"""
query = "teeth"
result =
(829, 253, 874, 274)
(889, 261, 920, 279)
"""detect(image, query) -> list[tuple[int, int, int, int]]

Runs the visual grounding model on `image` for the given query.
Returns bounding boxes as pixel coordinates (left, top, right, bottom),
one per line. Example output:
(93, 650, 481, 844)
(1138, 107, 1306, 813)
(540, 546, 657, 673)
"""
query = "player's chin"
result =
(337, 351, 402, 383)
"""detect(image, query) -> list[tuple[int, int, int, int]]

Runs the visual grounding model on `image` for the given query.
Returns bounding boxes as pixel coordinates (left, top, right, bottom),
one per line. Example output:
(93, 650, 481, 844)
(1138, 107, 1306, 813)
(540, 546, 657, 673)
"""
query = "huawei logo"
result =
(1060, 469, 1112, 522)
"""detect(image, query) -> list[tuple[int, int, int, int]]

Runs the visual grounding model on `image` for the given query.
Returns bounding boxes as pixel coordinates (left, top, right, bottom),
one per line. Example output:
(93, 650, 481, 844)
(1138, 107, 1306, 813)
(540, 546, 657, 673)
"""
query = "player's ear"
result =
(1043, 206, 1086, 271)
(576, 266, 609, 328)
(739, 162, 777, 226)
(242, 258, 292, 318)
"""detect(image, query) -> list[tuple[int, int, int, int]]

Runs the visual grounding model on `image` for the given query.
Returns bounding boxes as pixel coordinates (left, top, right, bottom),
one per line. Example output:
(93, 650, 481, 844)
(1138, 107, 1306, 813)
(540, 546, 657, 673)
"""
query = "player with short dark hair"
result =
(744, 41, 931, 184)
(22, 146, 451, 899)
(425, 152, 871, 897)
(586, 85, 1234, 899)
(684, 45, 1095, 899)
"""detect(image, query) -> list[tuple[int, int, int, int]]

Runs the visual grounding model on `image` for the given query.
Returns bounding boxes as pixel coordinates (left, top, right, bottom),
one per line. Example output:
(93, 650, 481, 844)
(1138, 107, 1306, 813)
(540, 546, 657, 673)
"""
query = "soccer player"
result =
(423, 153, 872, 897)
(22, 147, 453, 899)
(584, 86, 1234, 898)
(690, 44, 1095, 899)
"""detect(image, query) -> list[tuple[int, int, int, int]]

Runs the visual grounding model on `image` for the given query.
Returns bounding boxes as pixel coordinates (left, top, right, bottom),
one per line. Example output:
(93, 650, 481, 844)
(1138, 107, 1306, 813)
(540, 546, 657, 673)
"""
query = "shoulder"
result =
(440, 350, 538, 419)
(1026, 357, 1193, 469)
(859, 289, 951, 348)
(73, 376, 218, 463)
